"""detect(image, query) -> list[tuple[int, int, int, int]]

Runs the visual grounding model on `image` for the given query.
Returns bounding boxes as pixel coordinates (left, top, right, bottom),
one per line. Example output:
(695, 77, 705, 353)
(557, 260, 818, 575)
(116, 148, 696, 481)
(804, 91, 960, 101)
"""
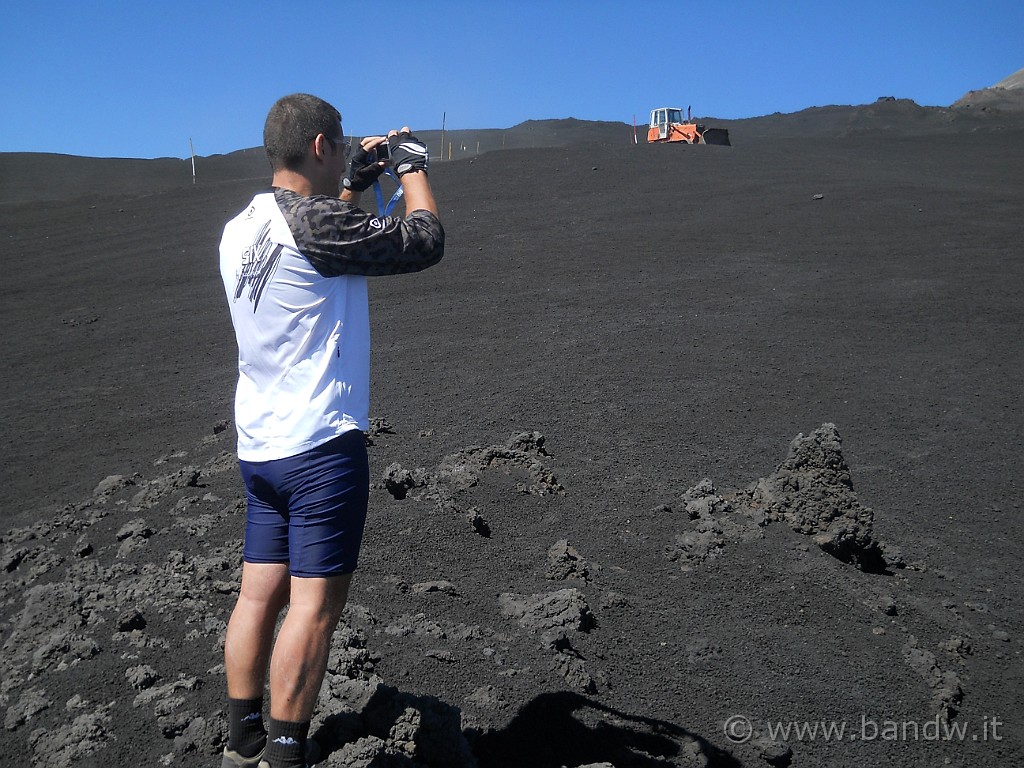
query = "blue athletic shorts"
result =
(239, 429, 369, 577)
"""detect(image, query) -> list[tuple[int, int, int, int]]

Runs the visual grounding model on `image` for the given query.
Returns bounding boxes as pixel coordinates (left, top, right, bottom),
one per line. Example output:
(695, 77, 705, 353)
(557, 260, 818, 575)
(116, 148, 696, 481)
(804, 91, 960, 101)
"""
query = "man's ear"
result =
(313, 134, 328, 160)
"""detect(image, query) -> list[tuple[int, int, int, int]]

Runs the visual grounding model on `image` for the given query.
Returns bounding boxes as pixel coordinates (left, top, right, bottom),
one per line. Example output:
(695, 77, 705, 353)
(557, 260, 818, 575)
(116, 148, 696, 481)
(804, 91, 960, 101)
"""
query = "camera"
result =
(373, 140, 391, 162)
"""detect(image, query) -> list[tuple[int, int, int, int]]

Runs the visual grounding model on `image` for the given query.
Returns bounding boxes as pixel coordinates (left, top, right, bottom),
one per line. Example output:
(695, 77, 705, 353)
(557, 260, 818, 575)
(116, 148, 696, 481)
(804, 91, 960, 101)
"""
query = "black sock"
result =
(264, 718, 310, 768)
(227, 697, 266, 758)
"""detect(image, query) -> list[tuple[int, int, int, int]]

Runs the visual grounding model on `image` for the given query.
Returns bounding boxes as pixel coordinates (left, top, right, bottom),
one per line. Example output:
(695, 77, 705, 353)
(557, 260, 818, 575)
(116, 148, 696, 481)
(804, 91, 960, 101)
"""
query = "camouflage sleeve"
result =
(274, 188, 444, 277)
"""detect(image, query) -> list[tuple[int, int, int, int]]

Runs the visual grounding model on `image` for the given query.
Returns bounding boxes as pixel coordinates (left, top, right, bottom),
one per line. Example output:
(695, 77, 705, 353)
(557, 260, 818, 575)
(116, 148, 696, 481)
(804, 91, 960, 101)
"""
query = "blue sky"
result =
(2, 1, 1021, 159)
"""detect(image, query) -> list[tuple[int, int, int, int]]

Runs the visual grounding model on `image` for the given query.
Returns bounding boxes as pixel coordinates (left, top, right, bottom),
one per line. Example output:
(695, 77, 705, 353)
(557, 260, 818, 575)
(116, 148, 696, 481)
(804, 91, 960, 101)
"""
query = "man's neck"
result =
(271, 169, 315, 197)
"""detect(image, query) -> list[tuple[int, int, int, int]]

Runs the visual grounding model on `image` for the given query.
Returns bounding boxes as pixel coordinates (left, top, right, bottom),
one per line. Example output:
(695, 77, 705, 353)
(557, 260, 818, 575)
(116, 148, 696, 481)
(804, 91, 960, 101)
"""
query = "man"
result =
(217, 93, 444, 768)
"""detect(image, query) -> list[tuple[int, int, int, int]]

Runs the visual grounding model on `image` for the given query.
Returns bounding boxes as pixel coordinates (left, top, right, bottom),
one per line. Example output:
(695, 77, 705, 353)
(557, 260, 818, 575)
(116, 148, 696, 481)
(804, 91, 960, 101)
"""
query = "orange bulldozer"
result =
(646, 107, 730, 145)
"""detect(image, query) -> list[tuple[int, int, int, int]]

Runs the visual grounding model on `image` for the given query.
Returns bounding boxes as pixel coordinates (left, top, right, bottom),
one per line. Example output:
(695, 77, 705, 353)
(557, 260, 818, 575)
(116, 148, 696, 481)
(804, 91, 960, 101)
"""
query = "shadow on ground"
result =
(308, 687, 738, 767)
(473, 691, 740, 768)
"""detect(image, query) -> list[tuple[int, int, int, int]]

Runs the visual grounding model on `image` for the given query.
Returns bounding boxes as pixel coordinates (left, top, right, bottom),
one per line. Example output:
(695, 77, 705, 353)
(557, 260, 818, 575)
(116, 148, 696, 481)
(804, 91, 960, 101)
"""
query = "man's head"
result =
(263, 93, 344, 172)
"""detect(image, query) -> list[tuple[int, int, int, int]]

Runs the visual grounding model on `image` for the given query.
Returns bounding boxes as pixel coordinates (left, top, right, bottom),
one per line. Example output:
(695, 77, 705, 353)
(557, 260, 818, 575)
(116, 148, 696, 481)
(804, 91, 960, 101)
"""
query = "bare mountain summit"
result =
(952, 65, 1024, 111)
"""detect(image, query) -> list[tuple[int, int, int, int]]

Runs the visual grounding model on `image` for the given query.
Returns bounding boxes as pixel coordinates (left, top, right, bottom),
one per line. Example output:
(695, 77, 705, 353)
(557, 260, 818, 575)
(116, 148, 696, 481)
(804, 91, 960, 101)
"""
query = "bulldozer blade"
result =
(700, 128, 731, 146)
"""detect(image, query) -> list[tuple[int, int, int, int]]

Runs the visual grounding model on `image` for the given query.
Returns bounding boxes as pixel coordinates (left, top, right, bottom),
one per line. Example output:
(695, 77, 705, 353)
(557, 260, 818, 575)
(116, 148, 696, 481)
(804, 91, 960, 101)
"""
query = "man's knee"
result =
(235, 562, 291, 613)
(287, 573, 351, 627)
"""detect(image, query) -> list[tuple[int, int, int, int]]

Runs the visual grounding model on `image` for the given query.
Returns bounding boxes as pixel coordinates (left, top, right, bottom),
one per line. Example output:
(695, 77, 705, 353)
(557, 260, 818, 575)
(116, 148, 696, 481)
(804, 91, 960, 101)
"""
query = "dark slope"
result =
(3, 102, 1018, 204)
(1, 113, 1023, 768)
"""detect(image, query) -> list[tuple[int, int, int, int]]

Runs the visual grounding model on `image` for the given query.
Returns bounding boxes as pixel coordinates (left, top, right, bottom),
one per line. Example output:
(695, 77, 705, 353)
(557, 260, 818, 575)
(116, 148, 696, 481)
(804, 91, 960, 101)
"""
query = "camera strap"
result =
(372, 169, 404, 217)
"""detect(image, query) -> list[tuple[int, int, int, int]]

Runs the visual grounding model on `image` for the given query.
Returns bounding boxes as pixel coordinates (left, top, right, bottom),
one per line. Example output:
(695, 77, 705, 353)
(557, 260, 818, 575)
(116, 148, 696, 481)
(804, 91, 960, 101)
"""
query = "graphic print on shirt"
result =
(234, 220, 283, 311)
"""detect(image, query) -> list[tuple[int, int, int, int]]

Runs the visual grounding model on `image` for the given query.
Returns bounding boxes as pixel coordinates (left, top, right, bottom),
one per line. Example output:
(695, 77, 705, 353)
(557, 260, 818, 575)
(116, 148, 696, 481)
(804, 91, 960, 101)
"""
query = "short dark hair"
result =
(263, 93, 342, 171)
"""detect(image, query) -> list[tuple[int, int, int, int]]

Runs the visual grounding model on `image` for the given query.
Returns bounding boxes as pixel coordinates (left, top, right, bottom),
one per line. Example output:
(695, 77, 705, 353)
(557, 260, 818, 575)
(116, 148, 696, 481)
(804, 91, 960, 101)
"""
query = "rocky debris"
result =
(942, 636, 973, 658)
(382, 463, 425, 500)
(314, 677, 477, 767)
(681, 478, 733, 520)
(436, 432, 564, 497)
(466, 507, 491, 537)
(545, 632, 599, 693)
(367, 417, 397, 440)
(411, 581, 459, 596)
(546, 539, 591, 581)
(598, 591, 628, 610)
(0, 456, 244, 763)
(498, 589, 595, 633)
(116, 517, 157, 557)
(379, 432, 562, 543)
(166, 713, 224, 763)
(125, 664, 161, 690)
(737, 424, 891, 572)
(425, 649, 457, 663)
(132, 676, 203, 737)
(861, 593, 898, 616)
(499, 590, 598, 692)
(92, 474, 137, 498)
(203, 450, 238, 476)
(4, 686, 51, 731)
(127, 465, 202, 511)
(384, 614, 448, 640)
(326, 623, 381, 682)
(1, 539, 64, 582)
(903, 636, 963, 723)
(3, 582, 94, 677)
(505, 430, 549, 455)
(27, 703, 114, 767)
(381, 615, 485, 645)
(665, 522, 725, 569)
(0, 419, 997, 765)
(665, 479, 763, 570)
(665, 424, 901, 574)
(757, 738, 793, 767)
(381, 431, 562, 503)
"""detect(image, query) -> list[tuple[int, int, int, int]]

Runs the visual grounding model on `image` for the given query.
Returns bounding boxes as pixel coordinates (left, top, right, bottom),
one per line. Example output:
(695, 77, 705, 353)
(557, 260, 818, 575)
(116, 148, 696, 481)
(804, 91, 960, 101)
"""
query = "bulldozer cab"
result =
(651, 108, 685, 139)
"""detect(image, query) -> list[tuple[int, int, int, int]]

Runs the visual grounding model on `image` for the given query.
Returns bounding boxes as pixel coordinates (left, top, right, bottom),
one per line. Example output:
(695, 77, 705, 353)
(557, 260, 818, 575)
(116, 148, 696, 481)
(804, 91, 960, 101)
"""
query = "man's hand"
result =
(387, 130, 429, 177)
(342, 136, 388, 192)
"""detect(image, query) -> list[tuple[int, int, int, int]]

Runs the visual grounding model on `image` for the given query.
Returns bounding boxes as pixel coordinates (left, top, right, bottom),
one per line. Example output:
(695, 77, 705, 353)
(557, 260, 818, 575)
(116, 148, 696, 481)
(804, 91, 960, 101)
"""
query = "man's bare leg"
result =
(259, 573, 351, 766)
(223, 562, 291, 759)
(225, 562, 291, 698)
(268, 573, 352, 720)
